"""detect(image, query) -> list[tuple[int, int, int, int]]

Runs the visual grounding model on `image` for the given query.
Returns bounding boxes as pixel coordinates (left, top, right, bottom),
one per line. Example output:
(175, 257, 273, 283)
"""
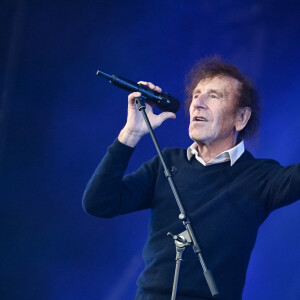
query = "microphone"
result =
(96, 70, 180, 113)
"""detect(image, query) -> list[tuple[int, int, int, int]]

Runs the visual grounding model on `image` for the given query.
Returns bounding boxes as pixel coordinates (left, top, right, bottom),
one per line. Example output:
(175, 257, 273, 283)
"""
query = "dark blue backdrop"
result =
(1, 0, 300, 299)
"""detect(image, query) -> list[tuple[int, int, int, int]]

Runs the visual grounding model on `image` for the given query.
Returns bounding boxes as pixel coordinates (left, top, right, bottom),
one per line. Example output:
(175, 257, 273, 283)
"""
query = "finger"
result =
(137, 81, 149, 85)
(137, 81, 162, 93)
(147, 82, 159, 91)
(157, 112, 176, 125)
(128, 92, 142, 104)
(154, 85, 162, 93)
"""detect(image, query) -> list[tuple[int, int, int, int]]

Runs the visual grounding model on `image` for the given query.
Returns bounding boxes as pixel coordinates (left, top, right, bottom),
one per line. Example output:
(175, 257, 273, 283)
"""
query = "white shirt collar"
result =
(187, 140, 245, 166)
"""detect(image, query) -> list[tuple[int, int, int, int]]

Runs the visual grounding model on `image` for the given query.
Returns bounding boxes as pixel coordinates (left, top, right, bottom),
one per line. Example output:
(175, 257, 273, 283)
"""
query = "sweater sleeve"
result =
(263, 162, 300, 211)
(82, 139, 159, 218)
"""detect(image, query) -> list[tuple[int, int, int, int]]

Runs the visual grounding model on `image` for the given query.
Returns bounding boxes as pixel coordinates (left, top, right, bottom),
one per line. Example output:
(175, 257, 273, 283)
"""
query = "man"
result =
(82, 57, 300, 300)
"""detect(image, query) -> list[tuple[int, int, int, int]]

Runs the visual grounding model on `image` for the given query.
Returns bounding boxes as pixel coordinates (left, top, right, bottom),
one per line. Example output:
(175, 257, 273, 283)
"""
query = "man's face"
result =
(189, 76, 240, 147)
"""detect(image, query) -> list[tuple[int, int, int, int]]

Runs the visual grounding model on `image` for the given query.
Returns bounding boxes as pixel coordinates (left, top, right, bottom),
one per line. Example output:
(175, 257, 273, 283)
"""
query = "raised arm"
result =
(83, 81, 176, 217)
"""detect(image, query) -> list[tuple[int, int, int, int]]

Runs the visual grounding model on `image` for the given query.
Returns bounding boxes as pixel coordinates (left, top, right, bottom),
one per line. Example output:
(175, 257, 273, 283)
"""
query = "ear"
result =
(235, 107, 251, 132)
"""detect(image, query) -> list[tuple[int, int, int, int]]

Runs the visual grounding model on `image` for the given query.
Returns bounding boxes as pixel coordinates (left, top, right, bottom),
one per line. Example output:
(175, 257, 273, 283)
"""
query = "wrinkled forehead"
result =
(194, 75, 241, 97)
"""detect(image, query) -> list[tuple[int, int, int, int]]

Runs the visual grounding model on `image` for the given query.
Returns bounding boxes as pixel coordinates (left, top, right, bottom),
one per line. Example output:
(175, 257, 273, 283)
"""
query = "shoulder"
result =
(239, 150, 282, 171)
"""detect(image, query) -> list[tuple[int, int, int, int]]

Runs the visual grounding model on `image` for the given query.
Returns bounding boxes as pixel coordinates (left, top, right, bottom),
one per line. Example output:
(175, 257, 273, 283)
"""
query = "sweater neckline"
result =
(188, 149, 254, 169)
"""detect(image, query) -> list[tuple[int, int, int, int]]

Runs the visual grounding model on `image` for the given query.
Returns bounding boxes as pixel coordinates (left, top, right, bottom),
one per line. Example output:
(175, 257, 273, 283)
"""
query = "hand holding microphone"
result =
(96, 70, 180, 113)
(96, 70, 179, 147)
(119, 81, 176, 147)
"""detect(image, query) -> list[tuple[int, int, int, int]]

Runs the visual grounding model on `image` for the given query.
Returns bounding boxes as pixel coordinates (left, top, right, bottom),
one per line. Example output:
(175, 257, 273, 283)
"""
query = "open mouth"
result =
(194, 117, 208, 122)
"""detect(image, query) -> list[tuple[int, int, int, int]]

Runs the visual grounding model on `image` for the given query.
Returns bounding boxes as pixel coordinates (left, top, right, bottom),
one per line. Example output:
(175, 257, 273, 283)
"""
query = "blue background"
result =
(1, 0, 300, 299)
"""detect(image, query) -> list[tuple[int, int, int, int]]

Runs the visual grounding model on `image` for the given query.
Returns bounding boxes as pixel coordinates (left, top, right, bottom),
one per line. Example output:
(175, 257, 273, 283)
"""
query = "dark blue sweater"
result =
(83, 139, 300, 300)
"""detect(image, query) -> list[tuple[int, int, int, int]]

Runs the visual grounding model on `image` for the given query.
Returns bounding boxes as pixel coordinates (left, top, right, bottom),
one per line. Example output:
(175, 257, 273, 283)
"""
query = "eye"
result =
(210, 94, 219, 99)
(193, 94, 199, 99)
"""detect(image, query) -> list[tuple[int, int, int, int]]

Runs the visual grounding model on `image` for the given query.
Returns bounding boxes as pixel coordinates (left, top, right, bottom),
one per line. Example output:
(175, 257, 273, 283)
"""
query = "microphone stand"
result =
(134, 97, 219, 299)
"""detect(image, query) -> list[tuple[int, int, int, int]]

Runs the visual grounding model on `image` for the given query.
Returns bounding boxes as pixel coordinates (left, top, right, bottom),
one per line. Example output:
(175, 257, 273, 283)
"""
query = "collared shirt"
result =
(187, 140, 245, 166)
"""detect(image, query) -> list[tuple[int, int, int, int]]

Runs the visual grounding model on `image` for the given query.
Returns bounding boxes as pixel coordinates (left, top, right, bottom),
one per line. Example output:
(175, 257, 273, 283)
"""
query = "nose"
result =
(192, 93, 208, 110)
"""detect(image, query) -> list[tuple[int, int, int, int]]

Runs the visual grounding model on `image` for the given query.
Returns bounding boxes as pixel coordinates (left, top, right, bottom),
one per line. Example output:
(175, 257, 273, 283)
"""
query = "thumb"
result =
(158, 112, 176, 124)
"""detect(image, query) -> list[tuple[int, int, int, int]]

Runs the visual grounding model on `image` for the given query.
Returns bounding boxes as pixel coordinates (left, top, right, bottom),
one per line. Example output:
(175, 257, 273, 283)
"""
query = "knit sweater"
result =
(82, 139, 300, 300)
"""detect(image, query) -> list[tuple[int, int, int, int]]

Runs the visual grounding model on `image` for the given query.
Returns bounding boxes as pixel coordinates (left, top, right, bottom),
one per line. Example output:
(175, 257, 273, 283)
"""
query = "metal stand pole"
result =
(135, 97, 219, 299)
(167, 231, 191, 300)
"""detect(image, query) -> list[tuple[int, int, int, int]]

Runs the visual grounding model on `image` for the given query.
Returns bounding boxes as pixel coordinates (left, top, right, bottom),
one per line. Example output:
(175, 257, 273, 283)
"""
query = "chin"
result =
(189, 133, 207, 144)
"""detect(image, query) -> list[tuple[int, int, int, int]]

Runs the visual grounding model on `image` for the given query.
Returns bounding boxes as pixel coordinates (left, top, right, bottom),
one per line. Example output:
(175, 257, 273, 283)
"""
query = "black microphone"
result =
(96, 70, 180, 113)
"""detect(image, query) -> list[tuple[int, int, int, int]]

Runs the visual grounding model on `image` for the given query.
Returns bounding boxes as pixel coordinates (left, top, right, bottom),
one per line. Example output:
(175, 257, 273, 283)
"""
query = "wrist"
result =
(118, 128, 143, 148)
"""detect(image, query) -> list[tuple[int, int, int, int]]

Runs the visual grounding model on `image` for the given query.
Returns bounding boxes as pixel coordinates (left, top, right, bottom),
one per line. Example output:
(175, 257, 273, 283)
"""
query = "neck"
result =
(194, 135, 237, 163)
